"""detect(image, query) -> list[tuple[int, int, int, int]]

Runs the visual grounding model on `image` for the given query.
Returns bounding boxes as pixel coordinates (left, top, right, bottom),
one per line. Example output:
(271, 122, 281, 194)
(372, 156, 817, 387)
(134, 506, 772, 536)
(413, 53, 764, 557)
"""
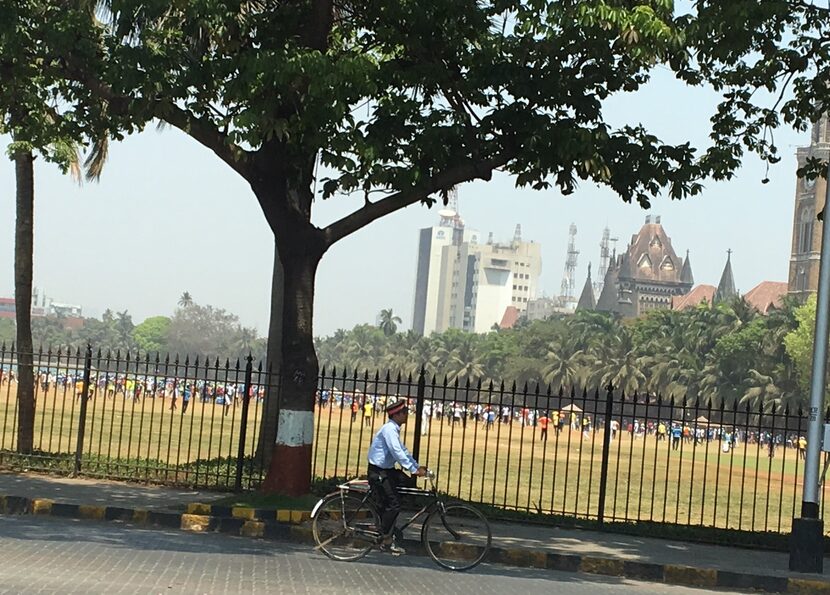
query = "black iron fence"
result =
(1, 344, 828, 536)
(0, 345, 277, 490)
(313, 367, 830, 535)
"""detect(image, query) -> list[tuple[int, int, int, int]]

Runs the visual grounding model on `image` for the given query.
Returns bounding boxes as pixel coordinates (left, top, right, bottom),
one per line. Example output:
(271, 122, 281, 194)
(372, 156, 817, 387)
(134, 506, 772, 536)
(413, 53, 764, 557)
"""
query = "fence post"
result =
(74, 344, 93, 475)
(412, 366, 426, 462)
(235, 354, 254, 491)
(596, 383, 615, 524)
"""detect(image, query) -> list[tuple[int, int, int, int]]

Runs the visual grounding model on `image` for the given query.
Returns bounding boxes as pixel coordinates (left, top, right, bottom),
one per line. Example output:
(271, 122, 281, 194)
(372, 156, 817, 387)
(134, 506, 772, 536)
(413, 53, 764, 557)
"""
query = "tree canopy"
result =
(317, 298, 805, 411)
(2, 296, 266, 361)
(4, 0, 825, 492)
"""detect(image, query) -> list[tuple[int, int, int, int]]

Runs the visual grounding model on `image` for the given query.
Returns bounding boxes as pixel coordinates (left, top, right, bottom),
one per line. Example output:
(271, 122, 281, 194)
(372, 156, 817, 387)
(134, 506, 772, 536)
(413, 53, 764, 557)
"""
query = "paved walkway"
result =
(486, 521, 815, 580)
(0, 471, 827, 592)
(0, 471, 226, 510)
(0, 515, 725, 595)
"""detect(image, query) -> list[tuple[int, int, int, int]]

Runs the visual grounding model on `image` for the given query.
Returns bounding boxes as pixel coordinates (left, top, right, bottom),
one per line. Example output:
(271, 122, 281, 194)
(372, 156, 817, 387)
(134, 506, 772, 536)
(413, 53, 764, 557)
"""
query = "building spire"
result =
(680, 249, 694, 285)
(714, 249, 737, 303)
(576, 263, 596, 311)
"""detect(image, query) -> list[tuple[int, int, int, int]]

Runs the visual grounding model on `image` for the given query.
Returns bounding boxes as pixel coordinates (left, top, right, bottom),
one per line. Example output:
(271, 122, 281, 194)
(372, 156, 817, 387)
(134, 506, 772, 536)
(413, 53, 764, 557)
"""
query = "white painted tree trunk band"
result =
(276, 410, 314, 446)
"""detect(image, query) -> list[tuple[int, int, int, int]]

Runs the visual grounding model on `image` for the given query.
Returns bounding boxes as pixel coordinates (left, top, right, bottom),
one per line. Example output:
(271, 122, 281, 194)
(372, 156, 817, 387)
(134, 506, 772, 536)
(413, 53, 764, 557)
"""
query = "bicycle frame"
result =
(392, 484, 443, 535)
(314, 473, 460, 542)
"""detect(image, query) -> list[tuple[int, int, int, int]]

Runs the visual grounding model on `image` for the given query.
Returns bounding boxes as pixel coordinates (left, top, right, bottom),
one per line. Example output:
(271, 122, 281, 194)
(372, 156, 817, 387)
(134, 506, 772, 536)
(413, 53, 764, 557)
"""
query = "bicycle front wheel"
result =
(312, 492, 380, 562)
(422, 503, 491, 570)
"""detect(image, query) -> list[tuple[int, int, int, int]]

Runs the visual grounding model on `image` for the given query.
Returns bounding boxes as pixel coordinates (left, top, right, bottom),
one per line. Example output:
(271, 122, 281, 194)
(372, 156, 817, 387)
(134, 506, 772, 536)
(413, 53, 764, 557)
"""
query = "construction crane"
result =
(560, 223, 579, 310)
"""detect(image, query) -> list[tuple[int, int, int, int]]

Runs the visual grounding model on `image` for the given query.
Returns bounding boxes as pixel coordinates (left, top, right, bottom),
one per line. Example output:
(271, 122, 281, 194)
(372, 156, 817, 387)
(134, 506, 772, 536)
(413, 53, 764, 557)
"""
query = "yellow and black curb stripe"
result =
(0, 494, 827, 593)
(477, 548, 827, 593)
(0, 494, 314, 541)
(184, 502, 311, 525)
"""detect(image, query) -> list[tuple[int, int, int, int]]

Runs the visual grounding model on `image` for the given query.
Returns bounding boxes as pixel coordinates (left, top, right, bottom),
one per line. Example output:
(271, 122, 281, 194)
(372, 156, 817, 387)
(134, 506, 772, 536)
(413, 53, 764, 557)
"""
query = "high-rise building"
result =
(411, 207, 479, 336)
(788, 116, 829, 300)
(411, 211, 541, 335)
(449, 235, 542, 333)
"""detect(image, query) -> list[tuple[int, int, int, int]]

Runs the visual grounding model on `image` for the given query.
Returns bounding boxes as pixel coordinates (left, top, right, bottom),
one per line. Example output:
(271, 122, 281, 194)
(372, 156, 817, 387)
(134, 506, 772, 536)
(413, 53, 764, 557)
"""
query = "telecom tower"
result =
(437, 187, 465, 243)
(560, 223, 579, 310)
(595, 227, 610, 296)
(513, 223, 522, 244)
(444, 186, 459, 215)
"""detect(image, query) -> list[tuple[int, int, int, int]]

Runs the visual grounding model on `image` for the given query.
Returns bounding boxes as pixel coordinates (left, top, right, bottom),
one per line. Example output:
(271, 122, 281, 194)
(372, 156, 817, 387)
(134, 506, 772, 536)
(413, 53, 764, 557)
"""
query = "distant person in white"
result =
(367, 398, 427, 555)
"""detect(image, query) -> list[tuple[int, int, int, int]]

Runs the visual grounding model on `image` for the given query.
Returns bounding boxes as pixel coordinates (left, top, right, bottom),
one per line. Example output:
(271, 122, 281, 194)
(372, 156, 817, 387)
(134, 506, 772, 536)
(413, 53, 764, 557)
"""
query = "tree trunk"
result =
(14, 150, 35, 454)
(261, 245, 321, 495)
(254, 239, 284, 467)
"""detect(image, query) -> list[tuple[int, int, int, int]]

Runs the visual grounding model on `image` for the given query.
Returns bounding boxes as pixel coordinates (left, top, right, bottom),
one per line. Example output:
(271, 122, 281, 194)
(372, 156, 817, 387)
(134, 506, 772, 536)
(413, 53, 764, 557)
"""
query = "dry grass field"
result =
(0, 380, 264, 486)
(0, 380, 825, 534)
(312, 403, 822, 534)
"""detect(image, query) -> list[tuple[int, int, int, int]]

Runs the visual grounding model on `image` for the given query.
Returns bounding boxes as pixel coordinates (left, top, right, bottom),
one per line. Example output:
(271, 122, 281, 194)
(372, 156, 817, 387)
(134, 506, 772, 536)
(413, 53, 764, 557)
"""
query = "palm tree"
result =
(580, 326, 648, 395)
(597, 349, 648, 396)
(569, 310, 620, 356)
(542, 333, 584, 393)
(113, 309, 135, 351)
(179, 291, 194, 308)
(741, 369, 786, 412)
(445, 334, 485, 383)
(542, 348, 582, 394)
(231, 326, 259, 356)
(343, 339, 376, 372)
(380, 330, 421, 376)
(378, 308, 402, 336)
(409, 336, 441, 377)
(641, 347, 701, 403)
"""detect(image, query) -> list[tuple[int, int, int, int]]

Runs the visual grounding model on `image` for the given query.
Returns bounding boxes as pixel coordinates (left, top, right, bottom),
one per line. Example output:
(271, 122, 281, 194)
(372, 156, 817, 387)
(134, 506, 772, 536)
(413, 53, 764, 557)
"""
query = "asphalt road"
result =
(0, 516, 742, 594)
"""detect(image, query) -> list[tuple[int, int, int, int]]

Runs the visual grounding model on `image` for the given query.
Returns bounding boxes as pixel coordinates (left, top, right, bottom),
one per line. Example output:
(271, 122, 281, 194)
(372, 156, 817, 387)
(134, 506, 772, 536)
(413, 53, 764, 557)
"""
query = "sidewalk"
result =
(0, 472, 224, 511)
(0, 471, 828, 593)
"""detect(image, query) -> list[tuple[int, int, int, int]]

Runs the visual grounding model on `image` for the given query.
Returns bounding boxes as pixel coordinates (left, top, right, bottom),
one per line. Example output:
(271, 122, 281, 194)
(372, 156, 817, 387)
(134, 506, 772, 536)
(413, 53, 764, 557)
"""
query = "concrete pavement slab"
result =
(1, 470, 829, 593)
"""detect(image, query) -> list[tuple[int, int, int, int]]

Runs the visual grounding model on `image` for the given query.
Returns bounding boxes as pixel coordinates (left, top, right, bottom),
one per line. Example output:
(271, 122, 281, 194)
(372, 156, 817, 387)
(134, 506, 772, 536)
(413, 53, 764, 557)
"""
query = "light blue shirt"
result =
(367, 419, 419, 473)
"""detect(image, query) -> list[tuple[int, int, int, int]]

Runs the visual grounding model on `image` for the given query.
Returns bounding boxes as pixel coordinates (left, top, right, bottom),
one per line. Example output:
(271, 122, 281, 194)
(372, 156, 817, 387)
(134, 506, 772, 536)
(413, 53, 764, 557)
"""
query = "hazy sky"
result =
(0, 69, 804, 338)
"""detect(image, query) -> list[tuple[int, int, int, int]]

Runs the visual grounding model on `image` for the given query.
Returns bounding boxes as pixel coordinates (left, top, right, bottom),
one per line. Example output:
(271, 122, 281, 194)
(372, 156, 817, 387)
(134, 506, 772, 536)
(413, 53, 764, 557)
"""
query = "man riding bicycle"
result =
(367, 398, 427, 555)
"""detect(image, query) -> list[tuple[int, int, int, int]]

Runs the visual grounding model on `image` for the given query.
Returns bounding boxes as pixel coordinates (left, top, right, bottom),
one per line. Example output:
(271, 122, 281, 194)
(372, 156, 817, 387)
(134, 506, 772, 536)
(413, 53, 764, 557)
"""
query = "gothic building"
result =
(788, 116, 830, 300)
(590, 216, 694, 318)
(576, 263, 596, 311)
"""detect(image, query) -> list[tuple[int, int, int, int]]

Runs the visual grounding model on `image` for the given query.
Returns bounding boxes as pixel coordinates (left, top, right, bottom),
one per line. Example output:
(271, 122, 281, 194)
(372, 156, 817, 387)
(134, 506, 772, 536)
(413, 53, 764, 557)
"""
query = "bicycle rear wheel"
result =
(422, 503, 491, 570)
(312, 492, 380, 561)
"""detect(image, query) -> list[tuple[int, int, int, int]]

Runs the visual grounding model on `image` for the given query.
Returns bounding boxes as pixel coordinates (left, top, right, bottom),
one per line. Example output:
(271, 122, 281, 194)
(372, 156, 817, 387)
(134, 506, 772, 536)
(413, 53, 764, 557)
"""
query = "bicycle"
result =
(311, 469, 492, 571)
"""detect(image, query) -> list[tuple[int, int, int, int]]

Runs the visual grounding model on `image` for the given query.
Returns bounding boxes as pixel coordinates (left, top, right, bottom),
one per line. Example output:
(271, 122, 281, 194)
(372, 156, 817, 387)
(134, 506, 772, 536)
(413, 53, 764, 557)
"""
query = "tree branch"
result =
(52, 56, 254, 180)
(322, 154, 511, 247)
(157, 101, 253, 178)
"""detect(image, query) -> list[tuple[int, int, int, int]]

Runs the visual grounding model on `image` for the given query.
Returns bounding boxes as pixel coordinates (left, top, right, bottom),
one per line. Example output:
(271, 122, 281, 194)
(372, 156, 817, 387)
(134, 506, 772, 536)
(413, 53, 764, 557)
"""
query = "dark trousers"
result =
(367, 465, 409, 536)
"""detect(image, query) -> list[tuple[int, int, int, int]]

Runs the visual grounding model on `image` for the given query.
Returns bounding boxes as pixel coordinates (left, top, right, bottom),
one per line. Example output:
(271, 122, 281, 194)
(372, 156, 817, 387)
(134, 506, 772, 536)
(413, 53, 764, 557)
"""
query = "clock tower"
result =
(788, 116, 830, 301)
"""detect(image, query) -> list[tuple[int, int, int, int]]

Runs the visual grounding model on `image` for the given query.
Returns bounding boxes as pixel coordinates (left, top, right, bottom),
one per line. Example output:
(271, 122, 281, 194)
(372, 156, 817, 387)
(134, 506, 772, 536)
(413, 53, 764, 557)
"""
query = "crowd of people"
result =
(316, 389, 809, 458)
(0, 370, 811, 459)
(0, 367, 265, 416)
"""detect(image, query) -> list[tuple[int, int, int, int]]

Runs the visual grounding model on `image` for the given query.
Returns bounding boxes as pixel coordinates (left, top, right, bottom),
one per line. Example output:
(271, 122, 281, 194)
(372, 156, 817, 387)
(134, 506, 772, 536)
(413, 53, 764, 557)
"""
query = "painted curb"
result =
(185, 502, 310, 524)
(0, 493, 827, 593)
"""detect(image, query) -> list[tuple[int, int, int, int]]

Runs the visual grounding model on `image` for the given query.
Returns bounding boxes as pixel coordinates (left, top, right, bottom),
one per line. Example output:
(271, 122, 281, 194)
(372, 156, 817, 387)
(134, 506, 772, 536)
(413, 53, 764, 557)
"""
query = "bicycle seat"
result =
(338, 479, 371, 492)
